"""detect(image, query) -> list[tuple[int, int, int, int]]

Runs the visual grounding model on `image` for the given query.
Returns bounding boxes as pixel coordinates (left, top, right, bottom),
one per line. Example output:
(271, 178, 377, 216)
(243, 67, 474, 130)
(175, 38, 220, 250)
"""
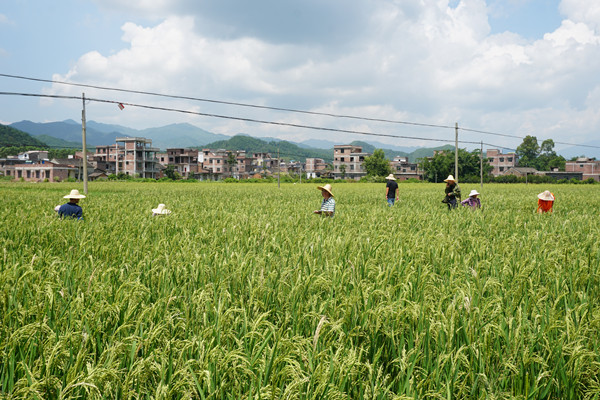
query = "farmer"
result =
(537, 190, 555, 213)
(58, 189, 85, 220)
(461, 189, 481, 210)
(442, 175, 461, 210)
(313, 184, 335, 217)
(385, 174, 399, 206)
(152, 203, 172, 216)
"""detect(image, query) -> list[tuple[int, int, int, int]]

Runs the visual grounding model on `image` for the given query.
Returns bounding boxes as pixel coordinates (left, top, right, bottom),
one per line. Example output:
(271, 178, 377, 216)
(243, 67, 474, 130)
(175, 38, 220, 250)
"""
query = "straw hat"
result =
(443, 175, 455, 182)
(152, 203, 172, 215)
(468, 189, 480, 197)
(386, 174, 396, 180)
(537, 190, 554, 201)
(317, 184, 334, 197)
(63, 189, 86, 199)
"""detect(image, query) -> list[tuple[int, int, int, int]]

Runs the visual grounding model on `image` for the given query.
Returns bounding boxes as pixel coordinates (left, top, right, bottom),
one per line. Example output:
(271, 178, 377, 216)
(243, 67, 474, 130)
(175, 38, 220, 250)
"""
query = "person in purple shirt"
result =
(461, 189, 481, 210)
(58, 189, 86, 220)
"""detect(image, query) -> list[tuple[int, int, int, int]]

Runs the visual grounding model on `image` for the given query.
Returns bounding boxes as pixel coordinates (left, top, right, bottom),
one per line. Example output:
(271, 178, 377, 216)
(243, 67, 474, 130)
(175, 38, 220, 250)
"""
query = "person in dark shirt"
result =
(58, 189, 86, 220)
(385, 174, 399, 206)
(442, 175, 461, 210)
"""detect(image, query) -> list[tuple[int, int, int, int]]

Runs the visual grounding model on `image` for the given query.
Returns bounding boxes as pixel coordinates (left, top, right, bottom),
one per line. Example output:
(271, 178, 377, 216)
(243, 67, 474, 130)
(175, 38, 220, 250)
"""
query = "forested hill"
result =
(0, 124, 48, 147)
(202, 135, 333, 161)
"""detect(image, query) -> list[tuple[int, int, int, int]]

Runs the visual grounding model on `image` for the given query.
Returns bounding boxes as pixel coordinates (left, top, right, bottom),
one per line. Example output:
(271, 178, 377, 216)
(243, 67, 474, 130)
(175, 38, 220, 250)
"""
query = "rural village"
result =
(2, 137, 599, 182)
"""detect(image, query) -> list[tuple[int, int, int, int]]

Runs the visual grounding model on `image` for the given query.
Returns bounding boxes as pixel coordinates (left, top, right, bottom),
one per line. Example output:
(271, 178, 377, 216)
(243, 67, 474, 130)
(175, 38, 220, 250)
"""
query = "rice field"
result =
(1, 181, 599, 399)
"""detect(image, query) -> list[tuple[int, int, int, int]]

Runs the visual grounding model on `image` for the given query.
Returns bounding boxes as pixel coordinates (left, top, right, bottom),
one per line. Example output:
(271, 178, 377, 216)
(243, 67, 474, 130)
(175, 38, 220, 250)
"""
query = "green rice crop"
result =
(1, 181, 599, 399)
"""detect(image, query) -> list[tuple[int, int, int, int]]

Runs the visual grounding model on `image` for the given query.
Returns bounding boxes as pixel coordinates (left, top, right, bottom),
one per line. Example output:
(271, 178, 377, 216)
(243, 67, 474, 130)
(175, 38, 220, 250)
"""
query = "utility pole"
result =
(277, 147, 280, 189)
(455, 122, 459, 181)
(480, 141, 483, 189)
(81, 93, 88, 194)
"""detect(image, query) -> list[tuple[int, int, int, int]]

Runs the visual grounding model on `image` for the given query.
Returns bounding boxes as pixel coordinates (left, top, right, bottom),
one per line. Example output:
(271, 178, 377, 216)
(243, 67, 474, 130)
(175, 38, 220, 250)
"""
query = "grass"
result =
(0, 181, 599, 399)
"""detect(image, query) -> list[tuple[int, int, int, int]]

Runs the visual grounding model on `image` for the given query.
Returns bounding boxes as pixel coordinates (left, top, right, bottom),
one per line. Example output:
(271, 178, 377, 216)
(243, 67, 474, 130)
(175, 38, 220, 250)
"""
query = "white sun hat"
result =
(537, 190, 554, 201)
(152, 203, 172, 215)
(468, 189, 480, 197)
(386, 174, 396, 180)
(63, 189, 86, 199)
(443, 175, 456, 182)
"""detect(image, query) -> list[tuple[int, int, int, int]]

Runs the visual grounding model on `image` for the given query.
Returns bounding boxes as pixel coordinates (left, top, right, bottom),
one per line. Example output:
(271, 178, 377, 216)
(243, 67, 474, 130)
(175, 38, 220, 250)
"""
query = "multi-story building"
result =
(487, 149, 518, 176)
(162, 148, 201, 178)
(202, 149, 233, 178)
(333, 145, 370, 180)
(235, 152, 254, 179)
(305, 158, 328, 178)
(389, 156, 422, 180)
(565, 157, 600, 181)
(115, 137, 160, 178)
(95, 144, 124, 174)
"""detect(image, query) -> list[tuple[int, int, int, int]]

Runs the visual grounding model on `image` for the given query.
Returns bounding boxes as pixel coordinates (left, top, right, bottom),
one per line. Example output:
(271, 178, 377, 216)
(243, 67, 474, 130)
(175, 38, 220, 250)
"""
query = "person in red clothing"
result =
(537, 190, 555, 213)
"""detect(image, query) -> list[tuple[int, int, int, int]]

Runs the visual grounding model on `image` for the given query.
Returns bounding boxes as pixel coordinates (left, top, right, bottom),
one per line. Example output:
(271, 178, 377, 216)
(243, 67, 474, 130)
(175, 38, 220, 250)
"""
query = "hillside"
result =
(0, 124, 48, 147)
(203, 135, 333, 161)
(36, 134, 82, 149)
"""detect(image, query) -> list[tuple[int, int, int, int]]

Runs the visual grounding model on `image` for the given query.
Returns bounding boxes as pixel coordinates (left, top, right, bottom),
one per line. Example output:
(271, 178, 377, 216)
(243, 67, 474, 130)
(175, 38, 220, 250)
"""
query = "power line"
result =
(2, 86, 599, 151)
(0, 73, 456, 130)
(0, 91, 482, 147)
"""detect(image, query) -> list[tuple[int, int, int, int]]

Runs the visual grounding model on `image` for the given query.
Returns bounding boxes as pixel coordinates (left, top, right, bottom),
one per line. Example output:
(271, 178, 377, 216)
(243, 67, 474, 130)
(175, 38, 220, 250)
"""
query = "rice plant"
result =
(0, 181, 599, 399)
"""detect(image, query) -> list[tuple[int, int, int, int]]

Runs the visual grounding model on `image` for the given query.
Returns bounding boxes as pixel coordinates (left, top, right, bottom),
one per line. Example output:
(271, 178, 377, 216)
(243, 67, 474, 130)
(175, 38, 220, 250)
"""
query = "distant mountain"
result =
(10, 120, 230, 150)
(36, 134, 82, 149)
(300, 138, 420, 153)
(348, 140, 453, 163)
(0, 124, 48, 147)
(10, 120, 119, 146)
(85, 120, 139, 137)
(203, 135, 333, 161)
(410, 145, 455, 162)
(140, 123, 230, 150)
(349, 141, 409, 160)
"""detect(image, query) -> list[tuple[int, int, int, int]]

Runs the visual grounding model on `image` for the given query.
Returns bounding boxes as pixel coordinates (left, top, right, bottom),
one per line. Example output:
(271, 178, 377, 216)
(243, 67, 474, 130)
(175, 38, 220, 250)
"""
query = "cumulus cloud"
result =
(52, 0, 600, 149)
(559, 0, 600, 31)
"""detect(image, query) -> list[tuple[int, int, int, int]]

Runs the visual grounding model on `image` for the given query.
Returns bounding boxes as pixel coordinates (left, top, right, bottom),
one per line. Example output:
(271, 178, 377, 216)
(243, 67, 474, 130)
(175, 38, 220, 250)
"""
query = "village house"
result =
(18, 150, 49, 162)
(305, 158, 328, 178)
(333, 145, 370, 180)
(389, 156, 421, 180)
(157, 148, 201, 178)
(502, 167, 538, 179)
(565, 157, 600, 181)
(3, 161, 77, 182)
(487, 149, 518, 176)
(116, 137, 160, 179)
(94, 144, 124, 174)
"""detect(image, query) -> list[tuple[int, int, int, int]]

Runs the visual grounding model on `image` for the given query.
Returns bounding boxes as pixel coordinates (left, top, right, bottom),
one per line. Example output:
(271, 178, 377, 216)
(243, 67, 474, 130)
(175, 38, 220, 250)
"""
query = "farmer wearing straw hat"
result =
(385, 174, 399, 206)
(152, 203, 172, 216)
(537, 190, 555, 213)
(58, 189, 86, 220)
(314, 184, 335, 217)
(442, 175, 461, 210)
(461, 189, 481, 210)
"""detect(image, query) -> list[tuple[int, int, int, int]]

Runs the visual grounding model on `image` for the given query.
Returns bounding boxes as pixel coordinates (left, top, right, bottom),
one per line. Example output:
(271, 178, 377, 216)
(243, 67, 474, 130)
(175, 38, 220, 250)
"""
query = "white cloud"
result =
(41, 0, 600, 151)
(559, 0, 600, 31)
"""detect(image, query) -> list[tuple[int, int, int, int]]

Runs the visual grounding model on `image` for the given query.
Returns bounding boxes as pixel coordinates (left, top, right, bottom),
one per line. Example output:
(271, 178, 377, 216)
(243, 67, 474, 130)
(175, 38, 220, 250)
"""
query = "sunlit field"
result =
(1, 181, 599, 399)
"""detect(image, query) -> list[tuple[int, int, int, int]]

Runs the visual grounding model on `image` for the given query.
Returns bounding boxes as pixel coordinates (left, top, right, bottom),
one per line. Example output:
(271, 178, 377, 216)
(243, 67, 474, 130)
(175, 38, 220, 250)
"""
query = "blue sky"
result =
(1, 0, 600, 155)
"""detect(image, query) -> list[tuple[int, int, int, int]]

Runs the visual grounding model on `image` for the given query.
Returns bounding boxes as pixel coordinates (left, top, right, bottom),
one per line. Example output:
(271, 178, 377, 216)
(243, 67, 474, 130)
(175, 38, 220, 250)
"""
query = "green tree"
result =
(420, 149, 492, 182)
(536, 139, 565, 171)
(516, 135, 540, 167)
(164, 165, 180, 180)
(227, 152, 237, 176)
(363, 149, 391, 177)
(339, 164, 347, 179)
